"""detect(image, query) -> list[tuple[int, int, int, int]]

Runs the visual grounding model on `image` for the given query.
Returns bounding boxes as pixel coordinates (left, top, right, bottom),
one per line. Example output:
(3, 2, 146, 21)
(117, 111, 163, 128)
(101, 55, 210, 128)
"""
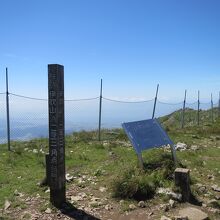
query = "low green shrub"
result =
(112, 167, 160, 200)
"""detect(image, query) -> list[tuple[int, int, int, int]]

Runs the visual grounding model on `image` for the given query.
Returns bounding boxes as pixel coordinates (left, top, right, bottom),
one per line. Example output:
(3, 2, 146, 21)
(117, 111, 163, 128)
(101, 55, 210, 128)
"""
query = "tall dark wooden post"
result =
(48, 64, 66, 208)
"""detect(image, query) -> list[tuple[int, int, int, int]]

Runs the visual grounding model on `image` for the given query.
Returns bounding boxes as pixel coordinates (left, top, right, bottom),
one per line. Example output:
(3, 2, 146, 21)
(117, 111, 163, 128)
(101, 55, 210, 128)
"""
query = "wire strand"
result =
(6, 93, 220, 106)
(65, 97, 99, 101)
(200, 101, 212, 104)
(103, 97, 154, 103)
(185, 101, 198, 105)
(10, 93, 99, 102)
(157, 100, 183, 105)
(10, 93, 48, 101)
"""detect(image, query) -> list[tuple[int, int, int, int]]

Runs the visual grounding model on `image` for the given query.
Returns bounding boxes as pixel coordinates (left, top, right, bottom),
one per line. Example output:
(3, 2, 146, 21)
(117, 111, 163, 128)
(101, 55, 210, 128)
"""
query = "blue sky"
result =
(0, 0, 220, 102)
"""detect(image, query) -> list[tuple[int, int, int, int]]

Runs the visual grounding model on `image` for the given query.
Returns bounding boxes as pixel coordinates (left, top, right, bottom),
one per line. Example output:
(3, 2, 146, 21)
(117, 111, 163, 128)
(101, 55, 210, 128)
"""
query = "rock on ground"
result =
(175, 142, 188, 151)
(179, 207, 209, 220)
(4, 200, 11, 210)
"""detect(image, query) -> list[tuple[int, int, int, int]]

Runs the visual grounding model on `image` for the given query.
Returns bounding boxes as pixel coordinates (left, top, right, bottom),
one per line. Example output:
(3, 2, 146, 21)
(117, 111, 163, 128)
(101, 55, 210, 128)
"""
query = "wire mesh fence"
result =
(65, 97, 99, 133)
(0, 93, 6, 144)
(0, 91, 220, 146)
(102, 97, 154, 128)
(9, 93, 48, 142)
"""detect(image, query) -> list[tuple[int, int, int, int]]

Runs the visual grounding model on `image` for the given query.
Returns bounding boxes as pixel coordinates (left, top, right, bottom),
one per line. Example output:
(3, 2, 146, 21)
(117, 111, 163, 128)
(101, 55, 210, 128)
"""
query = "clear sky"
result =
(0, 0, 219, 102)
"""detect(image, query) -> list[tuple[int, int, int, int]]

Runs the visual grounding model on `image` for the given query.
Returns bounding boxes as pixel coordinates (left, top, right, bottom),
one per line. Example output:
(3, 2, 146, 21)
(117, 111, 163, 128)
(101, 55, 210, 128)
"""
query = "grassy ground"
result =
(0, 111, 220, 219)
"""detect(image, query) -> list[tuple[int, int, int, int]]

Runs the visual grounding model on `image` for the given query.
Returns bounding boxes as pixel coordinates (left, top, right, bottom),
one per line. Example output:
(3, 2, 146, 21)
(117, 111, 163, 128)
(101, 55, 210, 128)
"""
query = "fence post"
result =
(98, 79, 103, 141)
(197, 90, 200, 126)
(181, 90, 187, 129)
(6, 67, 11, 151)
(218, 92, 220, 118)
(152, 84, 159, 119)
(211, 93, 214, 123)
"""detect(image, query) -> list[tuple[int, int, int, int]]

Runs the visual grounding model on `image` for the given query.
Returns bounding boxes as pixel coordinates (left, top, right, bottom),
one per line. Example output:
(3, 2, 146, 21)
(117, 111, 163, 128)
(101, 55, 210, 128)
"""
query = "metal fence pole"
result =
(211, 93, 214, 123)
(197, 90, 200, 126)
(181, 90, 187, 129)
(152, 84, 159, 119)
(98, 79, 103, 141)
(218, 92, 220, 118)
(6, 67, 11, 151)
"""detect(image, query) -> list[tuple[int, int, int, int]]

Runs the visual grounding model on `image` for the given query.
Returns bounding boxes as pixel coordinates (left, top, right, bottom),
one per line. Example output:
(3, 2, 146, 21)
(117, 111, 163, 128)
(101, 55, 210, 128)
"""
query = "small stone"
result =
(90, 197, 100, 202)
(99, 187, 107, 192)
(196, 183, 207, 193)
(66, 173, 74, 182)
(104, 204, 113, 210)
(109, 151, 114, 156)
(148, 212, 154, 216)
(214, 195, 220, 200)
(36, 193, 40, 198)
(163, 204, 169, 212)
(207, 199, 219, 208)
(175, 142, 188, 151)
(129, 204, 136, 210)
(191, 145, 199, 151)
(209, 208, 220, 214)
(78, 192, 87, 198)
(14, 189, 20, 196)
(119, 200, 124, 205)
(138, 201, 146, 208)
(4, 200, 11, 210)
(174, 216, 188, 220)
(45, 188, 50, 193)
(39, 148, 45, 154)
(38, 177, 47, 187)
(25, 197, 31, 202)
(45, 208, 52, 214)
(82, 175, 87, 180)
(103, 141, 109, 146)
(71, 195, 83, 202)
(157, 187, 182, 201)
(169, 199, 175, 208)
(57, 213, 62, 218)
(212, 185, 220, 192)
(160, 216, 172, 220)
(207, 174, 215, 180)
(171, 192, 182, 201)
(33, 149, 38, 154)
(157, 187, 171, 194)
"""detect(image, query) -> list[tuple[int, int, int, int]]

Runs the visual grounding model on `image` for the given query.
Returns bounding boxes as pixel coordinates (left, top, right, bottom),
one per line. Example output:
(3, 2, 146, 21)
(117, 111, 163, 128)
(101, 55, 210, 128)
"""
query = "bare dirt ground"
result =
(2, 180, 219, 220)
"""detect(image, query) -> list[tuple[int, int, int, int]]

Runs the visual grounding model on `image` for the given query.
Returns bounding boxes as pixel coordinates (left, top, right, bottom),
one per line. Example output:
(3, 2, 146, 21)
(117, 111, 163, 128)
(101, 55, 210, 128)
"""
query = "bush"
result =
(111, 167, 159, 200)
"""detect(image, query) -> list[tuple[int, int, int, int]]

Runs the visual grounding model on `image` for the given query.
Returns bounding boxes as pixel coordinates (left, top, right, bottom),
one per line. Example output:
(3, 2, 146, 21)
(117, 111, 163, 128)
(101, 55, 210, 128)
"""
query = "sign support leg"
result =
(137, 153, 144, 169)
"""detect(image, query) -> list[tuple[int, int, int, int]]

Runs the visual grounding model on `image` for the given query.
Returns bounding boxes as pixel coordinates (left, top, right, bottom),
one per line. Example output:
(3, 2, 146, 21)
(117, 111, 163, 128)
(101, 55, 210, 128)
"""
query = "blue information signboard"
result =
(122, 119, 176, 165)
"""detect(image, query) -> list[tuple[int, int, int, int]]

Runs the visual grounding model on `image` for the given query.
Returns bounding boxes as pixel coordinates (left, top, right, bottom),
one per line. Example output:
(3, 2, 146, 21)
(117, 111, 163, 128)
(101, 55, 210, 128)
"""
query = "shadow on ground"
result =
(189, 193, 203, 206)
(60, 202, 101, 220)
